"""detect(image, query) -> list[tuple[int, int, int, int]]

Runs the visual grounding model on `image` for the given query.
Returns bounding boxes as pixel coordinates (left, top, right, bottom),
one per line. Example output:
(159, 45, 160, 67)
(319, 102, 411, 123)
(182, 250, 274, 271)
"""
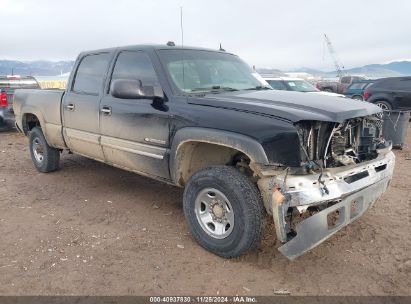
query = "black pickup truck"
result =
(13, 44, 395, 260)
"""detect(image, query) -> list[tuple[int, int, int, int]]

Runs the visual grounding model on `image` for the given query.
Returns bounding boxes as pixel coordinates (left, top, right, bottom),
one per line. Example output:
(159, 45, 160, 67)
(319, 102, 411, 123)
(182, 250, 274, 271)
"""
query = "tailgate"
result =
(6, 90, 14, 112)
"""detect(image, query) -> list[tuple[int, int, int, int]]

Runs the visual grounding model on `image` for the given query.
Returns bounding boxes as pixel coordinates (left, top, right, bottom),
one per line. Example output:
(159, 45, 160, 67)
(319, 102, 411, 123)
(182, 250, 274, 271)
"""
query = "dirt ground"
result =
(0, 126, 410, 296)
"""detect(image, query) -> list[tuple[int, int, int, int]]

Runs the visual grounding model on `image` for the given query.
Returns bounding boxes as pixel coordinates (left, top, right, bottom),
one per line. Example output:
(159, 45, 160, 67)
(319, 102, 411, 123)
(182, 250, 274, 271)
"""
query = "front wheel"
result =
(183, 166, 263, 258)
(29, 127, 60, 172)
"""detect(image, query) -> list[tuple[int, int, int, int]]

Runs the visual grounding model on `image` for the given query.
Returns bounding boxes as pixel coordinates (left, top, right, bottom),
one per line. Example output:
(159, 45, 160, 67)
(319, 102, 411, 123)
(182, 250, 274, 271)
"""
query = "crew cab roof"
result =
(78, 44, 235, 57)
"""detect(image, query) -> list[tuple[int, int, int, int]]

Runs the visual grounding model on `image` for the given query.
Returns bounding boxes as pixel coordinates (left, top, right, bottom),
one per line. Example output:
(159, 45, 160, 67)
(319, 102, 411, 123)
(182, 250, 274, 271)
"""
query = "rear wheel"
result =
(29, 127, 60, 172)
(183, 166, 263, 258)
(375, 100, 392, 111)
(352, 95, 363, 101)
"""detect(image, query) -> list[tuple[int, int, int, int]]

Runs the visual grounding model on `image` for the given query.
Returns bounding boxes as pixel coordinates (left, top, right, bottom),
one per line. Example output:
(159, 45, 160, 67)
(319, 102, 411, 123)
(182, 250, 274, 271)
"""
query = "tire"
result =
(29, 127, 60, 172)
(183, 166, 263, 258)
(375, 100, 392, 111)
(323, 88, 333, 92)
(352, 95, 363, 101)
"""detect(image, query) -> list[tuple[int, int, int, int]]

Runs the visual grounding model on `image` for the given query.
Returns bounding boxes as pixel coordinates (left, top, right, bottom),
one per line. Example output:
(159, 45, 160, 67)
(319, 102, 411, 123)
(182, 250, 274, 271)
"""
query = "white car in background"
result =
(264, 77, 346, 97)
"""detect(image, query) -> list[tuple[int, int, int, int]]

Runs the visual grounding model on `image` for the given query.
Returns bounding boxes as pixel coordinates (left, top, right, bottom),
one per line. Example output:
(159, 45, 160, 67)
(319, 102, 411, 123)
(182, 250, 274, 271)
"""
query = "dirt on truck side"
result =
(0, 126, 410, 296)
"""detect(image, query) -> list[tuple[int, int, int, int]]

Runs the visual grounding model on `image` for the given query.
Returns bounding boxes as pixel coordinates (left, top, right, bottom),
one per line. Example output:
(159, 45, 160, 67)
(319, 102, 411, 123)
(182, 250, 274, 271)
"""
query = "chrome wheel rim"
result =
(376, 102, 390, 111)
(194, 188, 234, 239)
(32, 137, 44, 163)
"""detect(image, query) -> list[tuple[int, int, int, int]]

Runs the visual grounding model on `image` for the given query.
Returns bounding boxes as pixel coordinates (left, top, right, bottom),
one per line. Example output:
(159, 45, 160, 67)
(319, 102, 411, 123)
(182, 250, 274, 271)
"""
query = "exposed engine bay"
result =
(295, 114, 387, 169)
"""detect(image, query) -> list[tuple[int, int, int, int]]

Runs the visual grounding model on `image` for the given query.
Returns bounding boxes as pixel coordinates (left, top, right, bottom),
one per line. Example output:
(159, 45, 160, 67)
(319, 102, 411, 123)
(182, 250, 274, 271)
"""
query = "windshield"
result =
(157, 49, 270, 93)
(284, 80, 319, 92)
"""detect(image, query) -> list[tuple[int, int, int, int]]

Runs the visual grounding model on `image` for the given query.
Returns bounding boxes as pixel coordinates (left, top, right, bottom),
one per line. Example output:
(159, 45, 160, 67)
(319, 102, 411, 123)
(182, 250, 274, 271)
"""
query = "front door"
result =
(99, 50, 170, 179)
(62, 52, 111, 160)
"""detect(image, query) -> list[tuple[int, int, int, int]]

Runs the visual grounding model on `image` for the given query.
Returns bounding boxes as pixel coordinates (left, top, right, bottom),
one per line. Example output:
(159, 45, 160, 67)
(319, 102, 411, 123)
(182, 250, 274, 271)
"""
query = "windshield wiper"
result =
(244, 86, 272, 91)
(190, 86, 239, 93)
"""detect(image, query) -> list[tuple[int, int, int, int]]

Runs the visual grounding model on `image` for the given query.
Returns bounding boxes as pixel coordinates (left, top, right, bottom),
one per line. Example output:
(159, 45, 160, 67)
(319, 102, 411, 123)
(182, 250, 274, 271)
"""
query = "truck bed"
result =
(13, 89, 66, 149)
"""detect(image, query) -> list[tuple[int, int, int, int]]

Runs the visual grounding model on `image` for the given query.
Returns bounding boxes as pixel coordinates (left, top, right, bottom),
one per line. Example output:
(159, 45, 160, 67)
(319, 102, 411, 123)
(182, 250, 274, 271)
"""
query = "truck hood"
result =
(188, 90, 381, 123)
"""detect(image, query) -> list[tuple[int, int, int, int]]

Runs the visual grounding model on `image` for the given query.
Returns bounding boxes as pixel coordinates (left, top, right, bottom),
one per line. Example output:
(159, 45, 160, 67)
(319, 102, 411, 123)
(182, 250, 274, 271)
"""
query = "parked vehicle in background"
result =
(316, 75, 366, 94)
(264, 77, 345, 97)
(345, 80, 375, 100)
(13, 44, 395, 260)
(364, 76, 411, 110)
(0, 75, 40, 129)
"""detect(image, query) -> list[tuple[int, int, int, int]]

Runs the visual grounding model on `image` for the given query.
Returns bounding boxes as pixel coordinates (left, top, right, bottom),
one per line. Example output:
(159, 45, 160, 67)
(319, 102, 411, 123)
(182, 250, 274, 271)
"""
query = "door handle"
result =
(101, 106, 112, 115)
(66, 103, 75, 111)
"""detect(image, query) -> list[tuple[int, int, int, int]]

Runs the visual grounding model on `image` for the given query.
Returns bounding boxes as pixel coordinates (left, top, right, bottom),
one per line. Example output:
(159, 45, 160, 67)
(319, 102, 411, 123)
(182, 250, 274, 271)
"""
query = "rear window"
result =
(0, 78, 40, 89)
(72, 53, 110, 95)
(340, 76, 351, 84)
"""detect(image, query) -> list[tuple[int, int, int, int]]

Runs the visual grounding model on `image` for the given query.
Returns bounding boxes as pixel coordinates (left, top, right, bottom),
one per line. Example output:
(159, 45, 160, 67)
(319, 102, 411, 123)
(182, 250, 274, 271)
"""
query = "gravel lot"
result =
(0, 126, 410, 296)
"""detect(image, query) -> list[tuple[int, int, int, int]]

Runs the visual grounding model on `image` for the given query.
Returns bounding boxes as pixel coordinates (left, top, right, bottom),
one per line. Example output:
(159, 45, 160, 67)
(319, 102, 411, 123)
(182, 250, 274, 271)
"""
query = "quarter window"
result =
(72, 53, 110, 95)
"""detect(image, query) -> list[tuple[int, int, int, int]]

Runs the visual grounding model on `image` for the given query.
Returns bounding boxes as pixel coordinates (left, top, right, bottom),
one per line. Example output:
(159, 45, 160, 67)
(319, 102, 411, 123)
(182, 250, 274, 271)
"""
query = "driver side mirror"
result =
(110, 79, 162, 100)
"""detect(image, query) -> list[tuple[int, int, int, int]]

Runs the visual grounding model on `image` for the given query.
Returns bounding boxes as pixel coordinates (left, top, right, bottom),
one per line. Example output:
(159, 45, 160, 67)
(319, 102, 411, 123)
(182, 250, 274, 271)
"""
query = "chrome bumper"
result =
(259, 151, 395, 260)
(279, 176, 391, 260)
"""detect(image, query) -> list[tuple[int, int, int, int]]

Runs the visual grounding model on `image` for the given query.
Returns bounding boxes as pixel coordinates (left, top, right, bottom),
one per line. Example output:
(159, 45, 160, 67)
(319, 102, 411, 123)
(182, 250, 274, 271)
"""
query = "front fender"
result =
(169, 127, 269, 185)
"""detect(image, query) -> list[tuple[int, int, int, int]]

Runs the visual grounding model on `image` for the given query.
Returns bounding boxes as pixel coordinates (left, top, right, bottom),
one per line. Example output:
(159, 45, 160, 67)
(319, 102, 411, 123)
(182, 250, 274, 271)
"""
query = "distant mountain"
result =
(0, 60, 74, 76)
(288, 67, 325, 75)
(290, 61, 411, 78)
(2, 59, 410, 79)
(342, 61, 411, 77)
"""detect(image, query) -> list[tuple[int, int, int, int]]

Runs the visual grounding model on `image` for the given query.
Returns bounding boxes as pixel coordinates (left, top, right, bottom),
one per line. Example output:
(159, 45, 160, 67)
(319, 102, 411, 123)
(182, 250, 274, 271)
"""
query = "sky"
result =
(1, 0, 410, 71)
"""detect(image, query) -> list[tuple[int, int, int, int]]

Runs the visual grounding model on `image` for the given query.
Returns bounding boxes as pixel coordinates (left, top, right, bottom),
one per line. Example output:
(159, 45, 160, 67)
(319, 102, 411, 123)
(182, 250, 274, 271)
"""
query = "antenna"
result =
(180, 7, 184, 48)
(180, 7, 185, 92)
(219, 43, 225, 52)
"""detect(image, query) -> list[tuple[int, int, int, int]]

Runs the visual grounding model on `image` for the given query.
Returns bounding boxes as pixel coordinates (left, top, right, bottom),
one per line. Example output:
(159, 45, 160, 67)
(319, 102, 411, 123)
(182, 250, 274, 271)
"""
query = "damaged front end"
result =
(257, 114, 395, 260)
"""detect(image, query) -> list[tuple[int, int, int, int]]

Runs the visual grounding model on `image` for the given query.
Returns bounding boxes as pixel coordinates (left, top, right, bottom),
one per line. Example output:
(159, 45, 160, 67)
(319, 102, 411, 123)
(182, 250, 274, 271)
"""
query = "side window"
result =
(267, 80, 287, 90)
(394, 79, 411, 91)
(110, 51, 160, 93)
(72, 53, 110, 95)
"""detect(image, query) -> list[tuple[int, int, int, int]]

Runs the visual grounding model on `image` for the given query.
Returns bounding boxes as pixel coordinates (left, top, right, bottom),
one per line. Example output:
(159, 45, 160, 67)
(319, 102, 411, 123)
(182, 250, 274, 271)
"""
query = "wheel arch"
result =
(21, 112, 44, 135)
(351, 94, 363, 100)
(170, 127, 269, 186)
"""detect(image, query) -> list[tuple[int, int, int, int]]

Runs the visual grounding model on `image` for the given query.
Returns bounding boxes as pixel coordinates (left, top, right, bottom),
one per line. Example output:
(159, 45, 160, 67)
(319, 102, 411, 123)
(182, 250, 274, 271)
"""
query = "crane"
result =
(323, 34, 344, 79)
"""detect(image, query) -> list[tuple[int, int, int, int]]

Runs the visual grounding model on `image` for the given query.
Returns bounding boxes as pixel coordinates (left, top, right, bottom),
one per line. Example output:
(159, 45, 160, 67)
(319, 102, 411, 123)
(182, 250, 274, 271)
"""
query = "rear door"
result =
(62, 52, 112, 160)
(99, 50, 170, 179)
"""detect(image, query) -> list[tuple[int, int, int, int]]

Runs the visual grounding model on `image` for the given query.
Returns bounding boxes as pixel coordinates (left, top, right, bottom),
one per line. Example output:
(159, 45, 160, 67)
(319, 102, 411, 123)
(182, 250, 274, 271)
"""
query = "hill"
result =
(291, 61, 411, 78)
(0, 60, 74, 76)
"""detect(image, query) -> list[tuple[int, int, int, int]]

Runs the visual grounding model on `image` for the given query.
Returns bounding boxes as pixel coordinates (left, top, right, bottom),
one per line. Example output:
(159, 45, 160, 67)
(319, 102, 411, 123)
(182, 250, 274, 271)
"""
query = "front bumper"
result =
(258, 150, 395, 260)
(279, 176, 391, 260)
